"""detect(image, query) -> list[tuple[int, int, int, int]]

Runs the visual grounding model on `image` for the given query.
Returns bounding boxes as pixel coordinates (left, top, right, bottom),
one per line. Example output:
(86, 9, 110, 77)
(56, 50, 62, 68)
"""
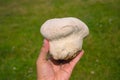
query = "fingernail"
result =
(43, 39, 48, 45)
(43, 39, 46, 45)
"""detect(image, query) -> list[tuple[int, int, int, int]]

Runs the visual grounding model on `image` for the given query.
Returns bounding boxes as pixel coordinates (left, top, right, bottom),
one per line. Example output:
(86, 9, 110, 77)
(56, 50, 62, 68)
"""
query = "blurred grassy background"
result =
(0, 0, 120, 80)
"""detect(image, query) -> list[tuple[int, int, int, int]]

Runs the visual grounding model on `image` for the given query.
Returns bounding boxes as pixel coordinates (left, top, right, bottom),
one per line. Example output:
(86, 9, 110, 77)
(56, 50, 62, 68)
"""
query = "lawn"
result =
(0, 0, 120, 80)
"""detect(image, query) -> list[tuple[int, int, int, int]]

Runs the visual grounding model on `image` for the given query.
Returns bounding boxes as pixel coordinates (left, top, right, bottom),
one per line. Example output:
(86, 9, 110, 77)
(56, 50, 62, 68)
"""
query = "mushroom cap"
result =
(40, 17, 89, 60)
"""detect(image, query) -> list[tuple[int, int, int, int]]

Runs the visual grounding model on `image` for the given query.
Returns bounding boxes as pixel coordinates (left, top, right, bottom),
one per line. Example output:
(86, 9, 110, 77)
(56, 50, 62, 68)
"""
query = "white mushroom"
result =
(40, 17, 89, 60)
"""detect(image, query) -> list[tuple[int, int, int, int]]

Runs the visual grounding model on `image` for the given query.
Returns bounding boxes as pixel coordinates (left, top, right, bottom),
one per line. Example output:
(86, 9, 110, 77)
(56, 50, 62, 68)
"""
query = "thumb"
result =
(38, 39, 49, 61)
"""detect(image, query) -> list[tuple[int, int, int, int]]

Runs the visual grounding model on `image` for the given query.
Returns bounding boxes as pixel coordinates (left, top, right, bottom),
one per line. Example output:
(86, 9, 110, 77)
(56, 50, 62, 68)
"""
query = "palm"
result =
(38, 58, 80, 80)
(36, 40, 84, 80)
(45, 59, 74, 80)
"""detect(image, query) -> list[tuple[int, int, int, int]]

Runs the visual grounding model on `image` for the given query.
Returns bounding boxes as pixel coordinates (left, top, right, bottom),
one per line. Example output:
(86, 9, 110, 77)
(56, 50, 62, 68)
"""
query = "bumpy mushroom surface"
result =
(40, 17, 89, 60)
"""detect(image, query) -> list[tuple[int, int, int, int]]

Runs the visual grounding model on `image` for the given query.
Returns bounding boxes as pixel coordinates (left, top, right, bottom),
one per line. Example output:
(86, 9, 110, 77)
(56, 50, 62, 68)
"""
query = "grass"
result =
(0, 0, 120, 80)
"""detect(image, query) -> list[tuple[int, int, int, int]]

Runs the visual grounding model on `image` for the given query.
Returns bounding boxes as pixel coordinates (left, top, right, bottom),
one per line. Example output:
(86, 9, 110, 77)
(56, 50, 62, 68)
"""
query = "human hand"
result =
(36, 39, 84, 80)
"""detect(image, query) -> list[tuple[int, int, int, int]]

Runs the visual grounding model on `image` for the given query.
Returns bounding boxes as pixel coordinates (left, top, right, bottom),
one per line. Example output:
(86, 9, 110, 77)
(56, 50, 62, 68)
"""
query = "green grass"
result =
(0, 0, 120, 80)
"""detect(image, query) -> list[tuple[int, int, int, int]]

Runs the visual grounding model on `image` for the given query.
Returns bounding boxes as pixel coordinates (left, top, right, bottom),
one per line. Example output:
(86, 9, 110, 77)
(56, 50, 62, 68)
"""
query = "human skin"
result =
(36, 39, 84, 80)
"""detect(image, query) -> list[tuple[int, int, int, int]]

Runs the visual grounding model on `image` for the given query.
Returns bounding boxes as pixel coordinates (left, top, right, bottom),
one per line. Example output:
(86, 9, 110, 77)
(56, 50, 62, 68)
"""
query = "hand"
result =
(36, 39, 84, 80)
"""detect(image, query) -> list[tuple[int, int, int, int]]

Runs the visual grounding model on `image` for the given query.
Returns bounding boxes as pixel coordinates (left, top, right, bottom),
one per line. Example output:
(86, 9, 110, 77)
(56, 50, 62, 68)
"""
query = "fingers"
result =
(70, 50, 84, 68)
(38, 39, 49, 61)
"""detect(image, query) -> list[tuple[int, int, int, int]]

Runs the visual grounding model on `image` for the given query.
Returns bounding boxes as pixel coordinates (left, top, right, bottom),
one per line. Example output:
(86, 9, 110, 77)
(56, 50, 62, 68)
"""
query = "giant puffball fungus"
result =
(40, 17, 89, 60)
